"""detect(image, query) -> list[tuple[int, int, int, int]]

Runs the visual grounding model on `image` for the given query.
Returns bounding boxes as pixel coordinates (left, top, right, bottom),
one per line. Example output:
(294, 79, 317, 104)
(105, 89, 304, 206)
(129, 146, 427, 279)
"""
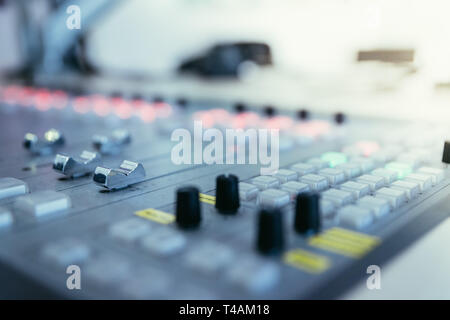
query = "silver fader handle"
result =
(92, 129, 131, 155)
(23, 128, 65, 155)
(93, 160, 146, 190)
(53, 150, 102, 178)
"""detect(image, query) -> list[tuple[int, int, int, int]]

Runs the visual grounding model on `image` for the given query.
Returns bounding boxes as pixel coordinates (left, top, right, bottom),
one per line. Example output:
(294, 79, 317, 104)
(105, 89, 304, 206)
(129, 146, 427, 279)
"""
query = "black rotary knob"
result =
(256, 208, 284, 255)
(334, 112, 346, 125)
(215, 174, 240, 214)
(263, 105, 276, 117)
(176, 186, 202, 229)
(294, 193, 321, 235)
(297, 109, 309, 120)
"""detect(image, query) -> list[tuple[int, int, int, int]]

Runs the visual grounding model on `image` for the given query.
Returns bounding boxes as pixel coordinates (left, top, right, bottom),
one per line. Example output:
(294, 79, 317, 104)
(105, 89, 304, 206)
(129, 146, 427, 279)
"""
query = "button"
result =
(320, 199, 335, 218)
(385, 162, 413, 179)
(357, 196, 390, 218)
(84, 254, 131, 285)
(290, 162, 316, 175)
(185, 241, 234, 274)
(396, 154, 422, 169)
(404, 173, 433, 192)
(300, 174, 329, 191)
(322, 189, 353, 206)
(215, 174, 240, 214)
(176, 186, 202, 229)
(14, 191, 71, 219)
(227, 256, 280, 293)
(53, 150, 102, 178)
(337, 205, 373, 229)
(417, 167, 444, 184)
(336, 163, 362, 178)
(0, 177, 29, 200)
(273, 169, 298, 183)
(239, 182, 259, 200)
(257, 208, 284, 255)
(295, 193, 321, 234)
(334, 112, 345, 124)
(251, 176, 280, 190)
(356, 174, 385, 191)
(307, 158, 329, 170)
(371, 168, 398, 184)
(257, 189, 290, 208)
(280, 181, 309, 198)
(109, 218, 151, 243)
(390, 180, 420, 200)
(140, 227, 186, 256)
(93, 160, 146, 190)
(375, 188, 407, 209)
(92, 128, 131, 155)
(41, 238, 90, 266)
(339, 181, 370, 200)
(23, 128, 65, 155)
(0, 207, 13, 228)
(318, 168, 346, 186)
(297, 109, 309, 120)
(320, 152, 347, 167)
(351, 157, 376, 173)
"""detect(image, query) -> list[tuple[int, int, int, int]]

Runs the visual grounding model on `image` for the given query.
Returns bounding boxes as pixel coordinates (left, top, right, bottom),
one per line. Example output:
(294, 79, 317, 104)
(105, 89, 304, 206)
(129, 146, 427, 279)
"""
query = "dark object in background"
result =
(357, 49, 414, 63)
(178, 42, 272, 78)
(442, 141, 450, 164)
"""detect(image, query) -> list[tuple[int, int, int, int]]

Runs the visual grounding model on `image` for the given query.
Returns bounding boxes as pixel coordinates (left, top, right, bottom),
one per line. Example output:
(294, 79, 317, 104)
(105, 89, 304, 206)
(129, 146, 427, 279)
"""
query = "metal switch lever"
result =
(92, 129, 131, 155)
(23, 128, 65, 155)
(93, 160, 146, 190)
(53, 150, 102, 178)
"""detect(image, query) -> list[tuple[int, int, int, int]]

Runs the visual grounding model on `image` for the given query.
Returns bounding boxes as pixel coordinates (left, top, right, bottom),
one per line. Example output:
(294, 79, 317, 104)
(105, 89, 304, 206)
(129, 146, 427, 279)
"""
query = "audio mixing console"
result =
(0, 84, 449, 299)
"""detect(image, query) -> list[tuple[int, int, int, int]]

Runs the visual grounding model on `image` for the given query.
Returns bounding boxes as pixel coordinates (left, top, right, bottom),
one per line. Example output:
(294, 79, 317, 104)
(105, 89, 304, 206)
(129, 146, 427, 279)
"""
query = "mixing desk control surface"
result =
(0, 84, 449, 299)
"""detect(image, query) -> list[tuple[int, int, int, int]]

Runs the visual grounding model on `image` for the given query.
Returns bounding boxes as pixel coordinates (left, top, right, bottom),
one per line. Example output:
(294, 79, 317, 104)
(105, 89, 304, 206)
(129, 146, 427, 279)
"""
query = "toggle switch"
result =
(92, 129, 131, 155)
(23, 128, 65, 155)
(53, 150, 102, 178)
(93, 160, 146, 190)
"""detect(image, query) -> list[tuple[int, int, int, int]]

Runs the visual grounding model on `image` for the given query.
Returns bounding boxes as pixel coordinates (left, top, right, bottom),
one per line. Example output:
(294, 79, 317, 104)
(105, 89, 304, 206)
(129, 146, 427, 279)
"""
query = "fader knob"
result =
(294, 193, 321, 235)
(442, 141, 450, 164)
(176, 186, 202, 229)
(215, 174, 240, 214)
(256, 208, 284, 255)
(334, 112, 346, 125)
(297, 109, 309, 120)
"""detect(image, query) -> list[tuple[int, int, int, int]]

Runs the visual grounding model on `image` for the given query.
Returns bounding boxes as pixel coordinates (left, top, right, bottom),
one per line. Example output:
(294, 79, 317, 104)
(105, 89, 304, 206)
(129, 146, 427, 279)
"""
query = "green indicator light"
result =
(385, 162, 412, 179)
(321, 152, 347, 168)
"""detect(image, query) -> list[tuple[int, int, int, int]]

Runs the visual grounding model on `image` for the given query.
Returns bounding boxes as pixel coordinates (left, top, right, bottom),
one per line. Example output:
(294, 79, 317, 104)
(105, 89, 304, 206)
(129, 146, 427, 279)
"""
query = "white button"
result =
(371, 168, 398, 184)
(396, 154, 422, 169)
(307, 158, 329, 169)
(337, 205, 373, 229)
(251, 176, 280, 190)
(239, 182, 259, 201)
(85, 254, 131, 284)
(14, 191, 71, 219)
(318, 168, 346, 186)
(109, 218, 151, 243)
(417, 167, 444, 185)
(141, 228, 186, 256)
(339, 181, 370, 200)
(322, 189, 353, 206)
(351, 157, 375, 173)
(185, 241, 234, 275)
(356, 174, 385, 191)
(300, 174, 329, 191)
(290, 162, 316, 175)
(227, 256, 280, 294)
(280, 181, 309, 198)
(320, 199, 335, 218)
(404, 173, 433, 192)
(390, 180, 420, 200)
(357, 196, 390, 218)
(0, 177, 29, 200)
(336, 163, 362, 179)
(273, 169, 298, 183)
(376, 188, 407, 209)
(257, 189, 290, 208)
(42, 238, 90, 266)
(0, 207, 13, 228)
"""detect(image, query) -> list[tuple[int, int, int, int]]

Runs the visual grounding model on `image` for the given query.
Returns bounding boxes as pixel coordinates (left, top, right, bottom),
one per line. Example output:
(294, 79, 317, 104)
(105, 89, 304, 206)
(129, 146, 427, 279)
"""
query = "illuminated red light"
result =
(231, 112, 260, 129)
(139, 107, 156, 123)
(51, 90, 68, 109)
(295, 120, 331, 138)
(153, 102, 173, 118)
(73, 96, 91, 114)
(34, 89, 52, 111)
(112, 98, 133, 119)
(91, 95, 111, 117)
(265, 116, 293, 130)
(355, 141, 380, 157)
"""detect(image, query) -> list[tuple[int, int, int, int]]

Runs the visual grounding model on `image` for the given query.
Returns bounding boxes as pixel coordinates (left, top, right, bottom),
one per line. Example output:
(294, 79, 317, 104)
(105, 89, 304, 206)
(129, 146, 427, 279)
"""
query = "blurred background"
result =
(2, 0, 450, 120)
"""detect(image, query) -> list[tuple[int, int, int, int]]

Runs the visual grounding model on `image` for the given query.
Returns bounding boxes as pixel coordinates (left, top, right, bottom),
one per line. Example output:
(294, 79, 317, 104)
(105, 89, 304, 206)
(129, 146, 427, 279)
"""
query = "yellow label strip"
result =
(199, 193, 216, 205)
(135, 208, 175, 224)
(283, 248, 330, 274)
(308, 227, 380, 258)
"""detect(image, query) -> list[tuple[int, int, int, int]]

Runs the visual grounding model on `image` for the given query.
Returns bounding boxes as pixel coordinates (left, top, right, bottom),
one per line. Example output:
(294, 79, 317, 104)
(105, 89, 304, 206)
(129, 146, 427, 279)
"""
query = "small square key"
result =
(356, 174, 385, 191)
(375, 188, 406, 209)
(357, 196, 390, 218)
(14, 191, 71, 220)
(417, 167, 444, 185)
(351, 157, 375, 173)
(319, 168, 346, 186)
(257, 189, 290, 208)
(404, 173, 433, 192)
(339, 181, 370, 200)
(320, 199, 335, 219)
(307, 158, 329, 170)
(0, 177, 29, 200)
(337, 205, 373, 229)
(280, 181, 309, 198)
(300, 174, 329, 191)
(336, 163, 362, 179)
(371, 168, 398, 184)
(273, 169, 298, 183)
(322, 189, 353, 206)
(0, 207, 13, 228)
(390, 180, 420, 200)
(239, 182, 259, 201)
(290, 163, 316, 175)
(251, 176, 280, 190)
